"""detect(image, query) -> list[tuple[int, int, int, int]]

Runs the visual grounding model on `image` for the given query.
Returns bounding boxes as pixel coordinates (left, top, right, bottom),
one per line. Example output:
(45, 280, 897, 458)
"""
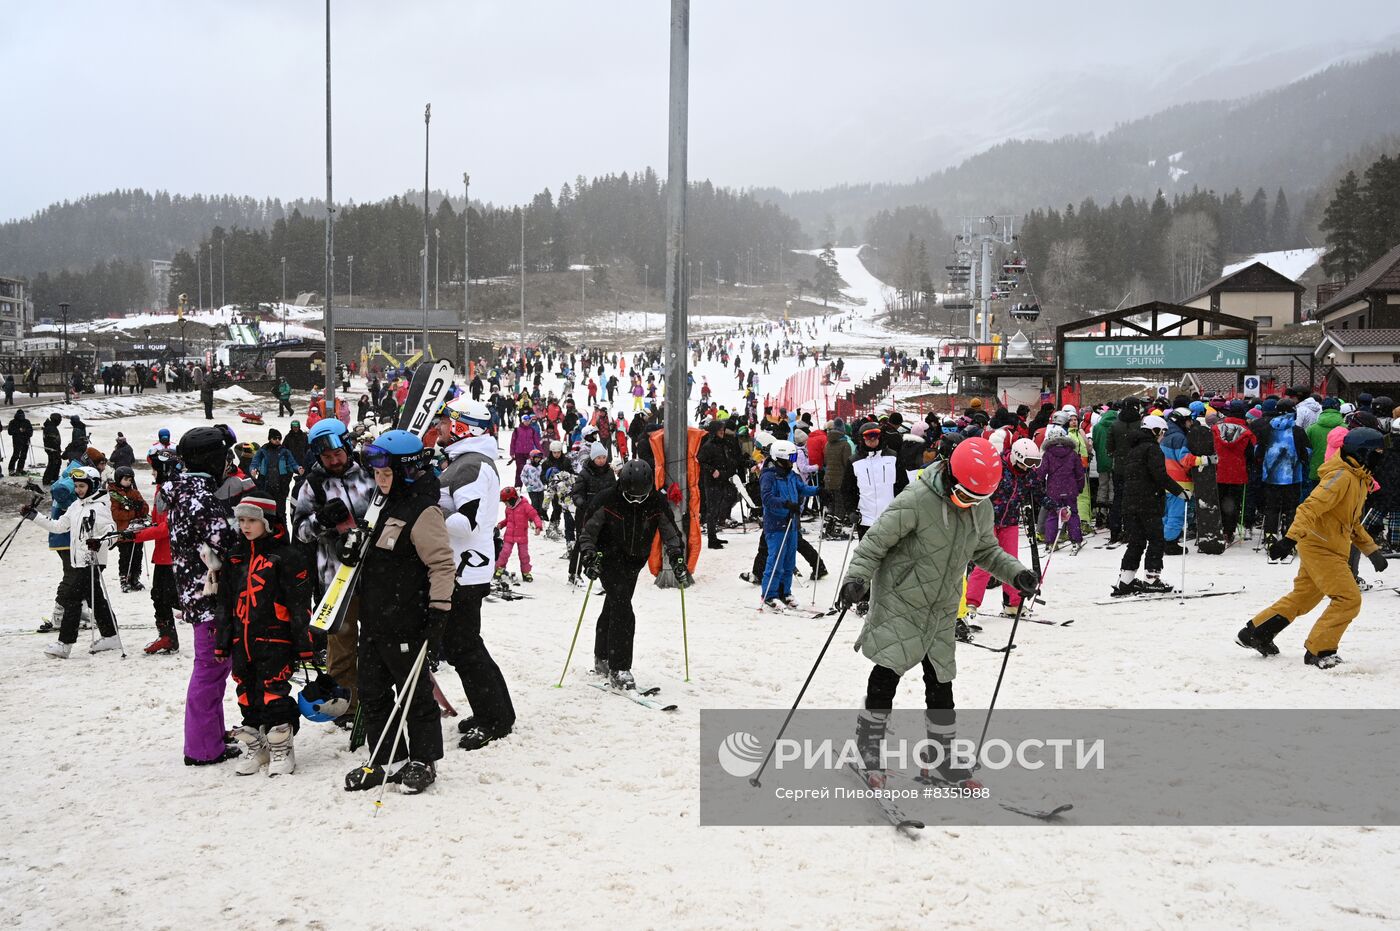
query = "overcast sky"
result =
(4, 0, 1400, 222)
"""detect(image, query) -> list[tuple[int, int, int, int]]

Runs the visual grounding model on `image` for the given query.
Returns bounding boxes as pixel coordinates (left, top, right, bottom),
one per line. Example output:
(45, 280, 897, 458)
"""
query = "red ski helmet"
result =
(948, 436, 1002, 509)
(500, 486, 519, 504)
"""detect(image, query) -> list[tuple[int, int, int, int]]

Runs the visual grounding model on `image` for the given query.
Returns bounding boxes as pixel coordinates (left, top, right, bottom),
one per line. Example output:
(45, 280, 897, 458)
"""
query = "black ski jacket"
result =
(1120, 427, 1185, 516)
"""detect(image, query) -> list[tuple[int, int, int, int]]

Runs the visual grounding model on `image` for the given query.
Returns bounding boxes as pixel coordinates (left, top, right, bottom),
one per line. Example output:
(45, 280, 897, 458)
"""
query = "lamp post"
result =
(643, 262, 648, 335)
(219, 234, 226, 308)
(421, 103, 431, 360)
(434, 230, 440, 310)
(280, 256, 287, 338)
(470, 172, 476, 369)
(348, 254, 354, 309)
(59, 302, 70, 402)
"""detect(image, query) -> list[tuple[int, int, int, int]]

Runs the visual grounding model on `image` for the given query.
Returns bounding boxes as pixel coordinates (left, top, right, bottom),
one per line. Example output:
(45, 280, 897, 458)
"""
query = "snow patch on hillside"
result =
(1223, 247, 1326, 281)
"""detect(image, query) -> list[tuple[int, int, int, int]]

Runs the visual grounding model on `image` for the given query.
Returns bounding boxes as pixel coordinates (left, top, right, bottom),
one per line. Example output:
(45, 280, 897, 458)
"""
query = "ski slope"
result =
(1223, 247, 1325, 280)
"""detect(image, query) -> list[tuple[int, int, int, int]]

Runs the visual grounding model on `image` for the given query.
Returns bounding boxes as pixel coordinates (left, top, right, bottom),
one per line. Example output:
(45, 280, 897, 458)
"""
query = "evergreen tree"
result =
(1320, 170, 1367, 280)
(1269, 188, 1292, 247)
(813, 244, 841, 306)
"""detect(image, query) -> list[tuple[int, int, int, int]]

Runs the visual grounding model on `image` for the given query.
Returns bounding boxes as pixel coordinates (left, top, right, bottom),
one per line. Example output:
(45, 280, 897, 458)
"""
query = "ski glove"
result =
(785, 501, 802, 515)
(1012, 569, 1039, 597)
(1268, 537, 1296, 561)
(668, 551, 692, 588)
(426, 607, 451, 642)
(838, 577, 870, 608)
(315, 498, 351, 530)
(86, 537, 103, 552)
(1368, 551, 1388, 574)
(19, 504, 37, 520)
(582, 552, 601, 580)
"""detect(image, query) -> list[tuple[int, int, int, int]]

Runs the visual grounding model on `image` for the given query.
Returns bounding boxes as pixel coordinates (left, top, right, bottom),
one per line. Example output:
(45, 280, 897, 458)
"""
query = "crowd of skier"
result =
(7, 326, 1397, 792)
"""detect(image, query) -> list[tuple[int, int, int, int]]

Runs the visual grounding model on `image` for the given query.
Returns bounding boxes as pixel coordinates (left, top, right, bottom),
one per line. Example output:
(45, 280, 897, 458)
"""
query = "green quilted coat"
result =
(846, 461, 1027, 681)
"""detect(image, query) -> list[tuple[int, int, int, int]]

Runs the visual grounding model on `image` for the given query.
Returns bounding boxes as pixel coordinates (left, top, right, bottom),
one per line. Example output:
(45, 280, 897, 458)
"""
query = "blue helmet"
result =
(157, 428, 171, 443)
(297, 673, 351, 723)
(364, 429, 432, 477)
(307, 418, 349, 455)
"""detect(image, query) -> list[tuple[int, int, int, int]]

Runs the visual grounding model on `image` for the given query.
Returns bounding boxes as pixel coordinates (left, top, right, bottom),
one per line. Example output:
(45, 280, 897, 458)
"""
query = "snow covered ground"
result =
(4, 251, 1397, 928)
(1223, 248, 1326, 281)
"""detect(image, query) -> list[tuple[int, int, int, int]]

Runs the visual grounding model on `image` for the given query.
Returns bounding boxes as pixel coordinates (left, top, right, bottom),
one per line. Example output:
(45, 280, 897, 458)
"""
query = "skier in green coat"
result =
(839, 436, 1037, 786)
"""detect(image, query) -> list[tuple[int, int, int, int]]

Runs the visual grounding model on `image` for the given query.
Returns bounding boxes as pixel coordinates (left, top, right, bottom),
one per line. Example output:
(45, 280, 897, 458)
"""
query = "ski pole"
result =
(759, 515, 794, 605)
(975, 589, 1030, 759)
(554, 567, 598, 688)
(811, 504, 824, 605)
(1023, 507, 1066, 619)
(679, 581, 690, 682)
(92, 564, 126, 658)
(373, 640, 429, 814)
(748, 604, 851, 789)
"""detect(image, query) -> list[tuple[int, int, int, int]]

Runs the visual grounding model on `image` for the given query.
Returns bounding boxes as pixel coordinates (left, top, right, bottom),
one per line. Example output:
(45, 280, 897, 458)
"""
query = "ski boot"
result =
(591, 657, 609, 677)
(120, 580, 132, 594)
(1138, 575, 1173, 594)
(43, 641, 72, 659)
(126, 578, 144, 592)
(1235, 615, 1287, 657)
(1263, 534, 1279, 563)
(781, 594, 801, 610)
(739, 571, 760, 585)
(144, 635, 178, 655)
(265, 724, 295, 776)
(184, 746, 241, 767)
(520, 572, 533, 583)
(90, 635, 123, 654)
(459, 723, 510, 751)
(811, 560, 829, 581)
(395, 760, 436, 795)
(344, 762, 390, 791)
(567, 574, 579, 586)
(917, 719, 981, 787)
(955, 618, 974, 643)
(609, 669, 637, 691)
(963, 605, 984, 631)
(493, 567, 505, 581)
(35, 619, 54, 634)
(1304, 650, 1344, 670)
(1110, 577, 1143, 597)
(1163, 539, 1187, 556)
(231, 725, 269, 776)
(762, 597, 784, 612)
(855, 711, 889, 788)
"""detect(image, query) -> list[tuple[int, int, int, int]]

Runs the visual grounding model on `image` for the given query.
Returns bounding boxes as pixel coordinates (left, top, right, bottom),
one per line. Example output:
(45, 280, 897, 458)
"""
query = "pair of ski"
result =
(847, 763, 1072, 837)
(587, 680, 678, 712)
(309, 360, 456, 635)
(1093, 583, 1245, 606)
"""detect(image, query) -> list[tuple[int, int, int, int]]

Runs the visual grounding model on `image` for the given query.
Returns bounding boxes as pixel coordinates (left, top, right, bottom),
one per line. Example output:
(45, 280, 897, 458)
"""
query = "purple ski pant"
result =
(184, 620, 231, 762)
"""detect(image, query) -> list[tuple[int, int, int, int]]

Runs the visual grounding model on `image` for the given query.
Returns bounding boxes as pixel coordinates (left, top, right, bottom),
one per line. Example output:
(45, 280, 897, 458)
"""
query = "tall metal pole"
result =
(422, 103, 431, 359)
(219, 236, 225, 308)
(979, 235, 993, 344)
(434, 229, 440, 310)
(643, 262, 648, 336)
(663, 0, 690, 512)
(323, 0, 336, 408)
(280, 256, 286, 338)
(519, 206, 526, 357)
(348, 254, 354, 308)
(470, 172, 476, 369)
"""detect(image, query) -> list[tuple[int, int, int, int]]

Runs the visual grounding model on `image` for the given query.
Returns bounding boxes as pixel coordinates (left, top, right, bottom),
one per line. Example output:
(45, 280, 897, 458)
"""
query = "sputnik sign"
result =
(1062, 338, 1248, 371)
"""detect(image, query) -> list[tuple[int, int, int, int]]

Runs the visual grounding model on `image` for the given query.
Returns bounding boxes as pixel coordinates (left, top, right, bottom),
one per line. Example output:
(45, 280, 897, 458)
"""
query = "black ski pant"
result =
(1109, 473, 1125, 540)
(8, 441, 29, 474)
(1262, 483, 1299, 537)
(703, 478, 731, 541)
(1119, 508, 1165, 576)
(1218, 483, 1244, 539)
(751, 531, 823, 576)
(444, 583, 515, 736)
(231, 634, 300, 731)
(595, 565, 642, 671)
(116, 539, 144, 584)
(151, 563, 178, 642)
(277, 398, 294, 417)
(56, 563, 117, 645)
(864, 657, 954, 718)
(1244, 468, 1263, 528)
(358, 633, 442, 766)
(43, 449, 62, 485)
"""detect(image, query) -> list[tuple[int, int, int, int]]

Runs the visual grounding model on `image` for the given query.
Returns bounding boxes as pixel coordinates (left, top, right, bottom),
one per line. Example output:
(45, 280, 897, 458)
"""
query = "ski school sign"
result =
(1062, 338, 1249, 371)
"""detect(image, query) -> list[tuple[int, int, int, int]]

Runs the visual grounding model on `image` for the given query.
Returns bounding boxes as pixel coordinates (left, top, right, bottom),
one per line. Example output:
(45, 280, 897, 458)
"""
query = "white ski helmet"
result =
(550, 440, 565, 454)
(769, 440, 798, 463)
(443, 396, 493, 439)
(1142, 414, 1169, 432)
(1010, 437, 1041, 470)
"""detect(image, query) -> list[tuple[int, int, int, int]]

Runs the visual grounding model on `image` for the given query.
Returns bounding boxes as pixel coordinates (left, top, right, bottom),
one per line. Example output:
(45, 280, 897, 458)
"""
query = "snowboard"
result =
(1192, 460, 1226, 554)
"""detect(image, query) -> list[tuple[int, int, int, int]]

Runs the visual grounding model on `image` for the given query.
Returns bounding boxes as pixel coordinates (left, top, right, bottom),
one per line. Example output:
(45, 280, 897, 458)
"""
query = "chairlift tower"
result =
(954, 216, 1017, 343)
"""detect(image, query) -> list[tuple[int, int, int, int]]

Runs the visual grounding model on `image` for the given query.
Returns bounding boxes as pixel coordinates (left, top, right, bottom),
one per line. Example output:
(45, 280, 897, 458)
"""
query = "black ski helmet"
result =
(1340, 427, 1387, 472)
(618, 460, 653, 503)
(114, 465, 136, 485)
(177, 425, 236, 477)
(150, 449, 183, 484)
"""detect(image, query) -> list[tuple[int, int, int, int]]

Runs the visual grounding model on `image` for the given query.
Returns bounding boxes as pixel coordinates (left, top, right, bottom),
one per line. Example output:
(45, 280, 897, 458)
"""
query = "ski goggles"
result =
(950, 483, 992, 510)
(362, 445, 394, 470)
